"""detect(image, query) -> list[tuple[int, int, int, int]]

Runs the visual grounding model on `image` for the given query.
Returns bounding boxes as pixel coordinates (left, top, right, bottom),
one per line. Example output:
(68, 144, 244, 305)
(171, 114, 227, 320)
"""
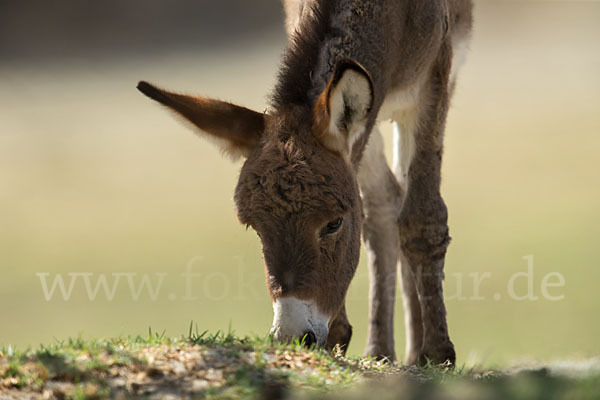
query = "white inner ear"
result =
(328, 69, 372, 156)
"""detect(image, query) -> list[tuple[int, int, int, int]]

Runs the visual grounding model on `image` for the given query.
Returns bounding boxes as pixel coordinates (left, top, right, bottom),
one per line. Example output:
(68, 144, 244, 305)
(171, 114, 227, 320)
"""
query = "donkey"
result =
(137, 0, 472, 365)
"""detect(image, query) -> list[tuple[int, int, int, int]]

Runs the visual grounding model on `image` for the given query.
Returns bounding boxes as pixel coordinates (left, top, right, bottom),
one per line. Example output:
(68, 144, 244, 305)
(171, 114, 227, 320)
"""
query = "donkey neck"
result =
(270, 0, 390, 119)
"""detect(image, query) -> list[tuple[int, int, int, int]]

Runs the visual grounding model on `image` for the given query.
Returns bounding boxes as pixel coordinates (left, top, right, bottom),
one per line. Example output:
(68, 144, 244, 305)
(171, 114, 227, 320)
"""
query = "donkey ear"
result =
(137, 81, 266, 159)
(312, 59, 374, 159)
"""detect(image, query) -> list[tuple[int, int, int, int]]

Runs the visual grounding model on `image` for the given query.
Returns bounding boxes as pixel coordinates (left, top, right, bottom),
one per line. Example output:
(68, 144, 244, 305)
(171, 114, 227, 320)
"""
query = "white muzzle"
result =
(269, 297, 330, 346)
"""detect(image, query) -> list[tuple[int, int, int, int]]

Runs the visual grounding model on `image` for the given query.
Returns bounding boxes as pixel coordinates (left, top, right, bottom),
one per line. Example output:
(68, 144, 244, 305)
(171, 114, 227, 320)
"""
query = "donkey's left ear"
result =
(312, 59, 374, 159)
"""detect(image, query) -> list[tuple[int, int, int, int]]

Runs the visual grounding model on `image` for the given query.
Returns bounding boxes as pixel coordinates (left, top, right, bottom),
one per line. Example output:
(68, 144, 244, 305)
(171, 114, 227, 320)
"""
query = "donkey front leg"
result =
(399, 248, 424, 365)
(357, 128, 402, 361)
(399, 183, 455, 365)
(392, 118, 425, 366)
(397, 43, 456, 366)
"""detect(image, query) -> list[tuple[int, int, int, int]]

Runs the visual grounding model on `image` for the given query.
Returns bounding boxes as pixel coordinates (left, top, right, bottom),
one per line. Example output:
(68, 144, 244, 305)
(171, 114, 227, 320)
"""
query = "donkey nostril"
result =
(302, 331, 317, 348)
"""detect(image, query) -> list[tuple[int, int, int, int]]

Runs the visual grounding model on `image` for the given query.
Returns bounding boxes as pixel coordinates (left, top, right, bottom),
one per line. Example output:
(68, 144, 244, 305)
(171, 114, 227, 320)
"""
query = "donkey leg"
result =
(399, 187, 454, 365)
(325, 304, 352, 354)
(357, 127, 402, 361)
(398, 252, 424, 364)
(392, 119, 425, 366)
(397, 42, 456, 366)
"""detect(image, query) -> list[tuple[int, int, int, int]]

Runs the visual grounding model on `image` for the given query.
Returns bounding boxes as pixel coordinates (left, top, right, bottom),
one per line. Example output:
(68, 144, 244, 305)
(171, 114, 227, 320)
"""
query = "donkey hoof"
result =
(417, 343, 456, 367)
(364, 346, 396, 363)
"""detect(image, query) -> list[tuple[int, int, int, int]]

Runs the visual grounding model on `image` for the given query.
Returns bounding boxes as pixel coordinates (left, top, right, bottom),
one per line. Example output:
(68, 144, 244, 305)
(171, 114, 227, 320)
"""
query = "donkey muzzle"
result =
(269, 297, 329, 347)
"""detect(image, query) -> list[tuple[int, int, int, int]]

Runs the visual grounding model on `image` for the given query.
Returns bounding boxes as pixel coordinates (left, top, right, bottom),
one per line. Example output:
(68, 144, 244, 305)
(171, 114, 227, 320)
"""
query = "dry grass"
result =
(1, 333, 599, 400)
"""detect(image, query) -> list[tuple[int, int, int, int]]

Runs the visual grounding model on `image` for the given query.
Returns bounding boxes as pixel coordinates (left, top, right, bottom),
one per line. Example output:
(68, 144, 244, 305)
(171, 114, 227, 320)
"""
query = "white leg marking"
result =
(357, 126, 388, 197)
(450, 36, 470, 85)
(392, 111, 418, 193)
(377, 77, 422, 191)
(377, 75, 425, 123)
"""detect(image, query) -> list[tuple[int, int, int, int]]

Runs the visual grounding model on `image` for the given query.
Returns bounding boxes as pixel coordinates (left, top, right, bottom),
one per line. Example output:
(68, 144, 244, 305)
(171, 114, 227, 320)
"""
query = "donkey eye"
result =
(320, 217, 343, 236)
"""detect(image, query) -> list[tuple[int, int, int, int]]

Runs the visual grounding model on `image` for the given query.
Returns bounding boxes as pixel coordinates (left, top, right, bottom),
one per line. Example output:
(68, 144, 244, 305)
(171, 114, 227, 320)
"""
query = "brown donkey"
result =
(138, 0, 472, 365)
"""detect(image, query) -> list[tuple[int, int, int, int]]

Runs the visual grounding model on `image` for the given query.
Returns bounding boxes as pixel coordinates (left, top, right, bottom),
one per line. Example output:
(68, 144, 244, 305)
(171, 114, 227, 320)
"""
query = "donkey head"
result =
(138, 59, 374, 348)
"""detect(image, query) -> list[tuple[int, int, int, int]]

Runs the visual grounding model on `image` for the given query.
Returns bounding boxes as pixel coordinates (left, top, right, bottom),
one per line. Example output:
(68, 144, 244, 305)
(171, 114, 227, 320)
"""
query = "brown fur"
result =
(138, 0, 473, 364)
(235, 112, 362, 318)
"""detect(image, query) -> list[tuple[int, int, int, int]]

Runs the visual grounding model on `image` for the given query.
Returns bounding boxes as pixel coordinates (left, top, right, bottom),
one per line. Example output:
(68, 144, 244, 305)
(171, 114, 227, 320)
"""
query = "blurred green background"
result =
(1, 1, 599, 366)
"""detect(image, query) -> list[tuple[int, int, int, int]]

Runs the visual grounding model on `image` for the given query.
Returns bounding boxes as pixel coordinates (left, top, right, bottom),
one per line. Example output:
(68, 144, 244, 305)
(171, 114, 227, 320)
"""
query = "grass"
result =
(1, 329, 599, 399)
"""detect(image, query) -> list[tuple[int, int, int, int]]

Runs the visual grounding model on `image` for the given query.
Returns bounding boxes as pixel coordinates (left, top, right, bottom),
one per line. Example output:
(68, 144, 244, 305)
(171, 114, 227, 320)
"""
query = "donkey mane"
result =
(270, 1, 337, 110)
